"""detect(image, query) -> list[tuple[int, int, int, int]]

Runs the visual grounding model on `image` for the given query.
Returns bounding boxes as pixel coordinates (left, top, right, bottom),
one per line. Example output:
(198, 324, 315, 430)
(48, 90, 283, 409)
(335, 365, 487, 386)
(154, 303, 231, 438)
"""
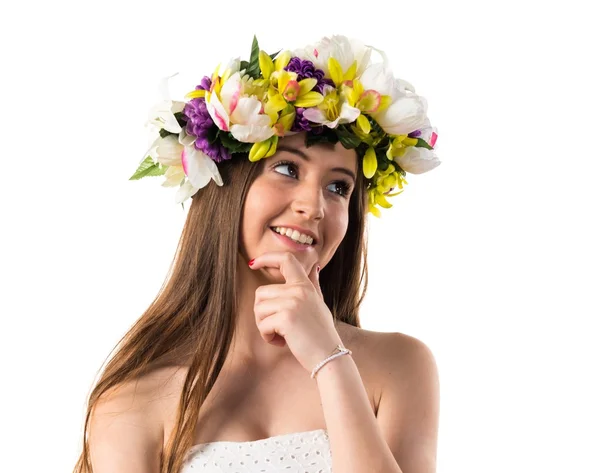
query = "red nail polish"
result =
(317, 265, 320, 274)
(248, 259, 255, 267)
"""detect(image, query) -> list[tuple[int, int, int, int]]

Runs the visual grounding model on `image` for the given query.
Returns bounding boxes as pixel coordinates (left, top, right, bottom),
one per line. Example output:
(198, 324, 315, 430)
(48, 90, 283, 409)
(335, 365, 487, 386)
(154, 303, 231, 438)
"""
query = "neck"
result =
(227, 252, 296, 369)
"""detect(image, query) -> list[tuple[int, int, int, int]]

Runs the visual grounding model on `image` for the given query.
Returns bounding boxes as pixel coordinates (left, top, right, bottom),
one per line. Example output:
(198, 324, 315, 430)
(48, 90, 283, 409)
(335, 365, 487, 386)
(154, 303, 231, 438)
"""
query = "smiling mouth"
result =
(269, 227, 317, 246)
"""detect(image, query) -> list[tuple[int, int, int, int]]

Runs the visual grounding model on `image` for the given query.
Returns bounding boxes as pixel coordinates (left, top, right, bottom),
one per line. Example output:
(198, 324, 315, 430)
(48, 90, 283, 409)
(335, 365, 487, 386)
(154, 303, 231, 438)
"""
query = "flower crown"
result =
(130, 35, 440, 216)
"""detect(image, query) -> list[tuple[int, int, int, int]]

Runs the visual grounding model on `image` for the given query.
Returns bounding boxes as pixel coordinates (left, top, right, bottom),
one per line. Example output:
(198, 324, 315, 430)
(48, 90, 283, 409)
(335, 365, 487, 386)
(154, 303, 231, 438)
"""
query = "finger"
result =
(256, 312, 288, 347)
(254, 283, 291, 304)
(254, 298, 292, 321)
(249, 251, 311, 285)
(307, 262, 323, 300)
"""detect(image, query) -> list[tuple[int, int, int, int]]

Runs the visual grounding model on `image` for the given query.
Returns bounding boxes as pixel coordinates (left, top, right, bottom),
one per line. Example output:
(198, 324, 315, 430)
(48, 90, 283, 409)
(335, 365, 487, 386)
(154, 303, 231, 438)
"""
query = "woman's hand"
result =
(249, 251, 344, 374)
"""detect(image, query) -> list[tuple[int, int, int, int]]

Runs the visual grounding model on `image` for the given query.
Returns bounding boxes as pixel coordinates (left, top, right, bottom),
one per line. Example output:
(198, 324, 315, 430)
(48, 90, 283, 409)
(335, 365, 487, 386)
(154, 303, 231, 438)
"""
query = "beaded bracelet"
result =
(310, 344, 353, 379)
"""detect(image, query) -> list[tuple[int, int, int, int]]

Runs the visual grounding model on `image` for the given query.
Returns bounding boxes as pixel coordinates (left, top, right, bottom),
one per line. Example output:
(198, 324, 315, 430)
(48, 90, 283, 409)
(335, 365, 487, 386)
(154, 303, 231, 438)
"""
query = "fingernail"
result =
(317, 265, 320, 274)
(248, 259, 255, 267)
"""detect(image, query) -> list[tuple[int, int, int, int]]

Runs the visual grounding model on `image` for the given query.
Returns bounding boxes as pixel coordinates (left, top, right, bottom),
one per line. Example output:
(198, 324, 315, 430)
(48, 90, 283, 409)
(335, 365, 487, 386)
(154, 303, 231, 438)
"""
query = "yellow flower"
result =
(341, 79, 391, 135)
(367, 164, 408, 217)
(249, 135, 279, 162)
(257, 50, 324, 126)
(386, 135, 419, 160)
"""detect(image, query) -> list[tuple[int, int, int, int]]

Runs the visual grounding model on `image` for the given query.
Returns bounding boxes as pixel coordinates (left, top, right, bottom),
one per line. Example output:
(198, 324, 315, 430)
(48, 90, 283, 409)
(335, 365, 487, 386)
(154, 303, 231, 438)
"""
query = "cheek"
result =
(240, 183, 278, 246)
(321, 209, 349, 262)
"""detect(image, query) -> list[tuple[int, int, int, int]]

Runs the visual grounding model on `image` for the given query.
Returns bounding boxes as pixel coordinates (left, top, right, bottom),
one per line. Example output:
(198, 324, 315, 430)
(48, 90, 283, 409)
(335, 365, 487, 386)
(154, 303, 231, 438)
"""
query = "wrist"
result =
(310, 344, 352, 379)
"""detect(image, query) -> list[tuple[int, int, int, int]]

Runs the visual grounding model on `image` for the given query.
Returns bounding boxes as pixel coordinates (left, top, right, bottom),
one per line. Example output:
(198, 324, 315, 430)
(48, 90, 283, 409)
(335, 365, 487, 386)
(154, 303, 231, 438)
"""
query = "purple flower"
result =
(198, 75, 212, 91)
(408, 130, 422, 138)
(183, 96, 231, 163)
(284, 57, 334, 94)
(290, 107, 312, 132)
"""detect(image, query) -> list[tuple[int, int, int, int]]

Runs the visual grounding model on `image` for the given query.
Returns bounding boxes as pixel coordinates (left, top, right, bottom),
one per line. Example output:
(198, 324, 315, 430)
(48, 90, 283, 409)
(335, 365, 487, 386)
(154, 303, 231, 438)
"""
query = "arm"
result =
(315, 332, 440, 473)
(88, 379, 164, 473)
(376, 334, 440, 473)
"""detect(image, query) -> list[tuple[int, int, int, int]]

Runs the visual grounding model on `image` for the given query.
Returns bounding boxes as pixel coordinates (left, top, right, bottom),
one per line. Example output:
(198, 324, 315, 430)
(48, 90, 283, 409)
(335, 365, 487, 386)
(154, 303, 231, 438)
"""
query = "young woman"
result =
(73, 35, 441, 473)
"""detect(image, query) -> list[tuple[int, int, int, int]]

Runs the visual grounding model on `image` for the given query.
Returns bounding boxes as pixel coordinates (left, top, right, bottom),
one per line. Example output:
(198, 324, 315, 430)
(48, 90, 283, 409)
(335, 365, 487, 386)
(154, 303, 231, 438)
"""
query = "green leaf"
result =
(269, 50, 281, 60)
(174, 111, 187, 128)
(159, 128, 175, 138)
(219, 131, 252, 153)
(245, 35, 262, 79)
(414, 137, 434, 150)
(335, 126, 362, 149)
(205, 125, 219, 144)
(129, 157, 167, 180)
(367, 116, 384, 135)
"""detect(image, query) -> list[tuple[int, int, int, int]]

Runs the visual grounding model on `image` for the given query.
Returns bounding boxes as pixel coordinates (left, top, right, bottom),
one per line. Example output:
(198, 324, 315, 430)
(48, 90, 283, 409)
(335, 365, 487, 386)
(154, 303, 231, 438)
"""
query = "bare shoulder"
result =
(88, 365, 186, 473)
(366, 328, 437, 384)
(345, 323, 435, 371)
(339, 323, 437, 404)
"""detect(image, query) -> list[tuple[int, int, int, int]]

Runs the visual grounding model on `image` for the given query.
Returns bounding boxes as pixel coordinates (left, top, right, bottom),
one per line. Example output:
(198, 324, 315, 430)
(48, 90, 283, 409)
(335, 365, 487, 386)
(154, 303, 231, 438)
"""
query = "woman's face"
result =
(240, 132, 358, 280)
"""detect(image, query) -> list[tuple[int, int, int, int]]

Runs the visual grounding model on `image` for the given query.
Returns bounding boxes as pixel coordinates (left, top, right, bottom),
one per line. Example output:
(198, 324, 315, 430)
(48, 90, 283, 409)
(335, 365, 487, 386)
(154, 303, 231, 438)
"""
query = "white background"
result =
(1, 1, 598, 472)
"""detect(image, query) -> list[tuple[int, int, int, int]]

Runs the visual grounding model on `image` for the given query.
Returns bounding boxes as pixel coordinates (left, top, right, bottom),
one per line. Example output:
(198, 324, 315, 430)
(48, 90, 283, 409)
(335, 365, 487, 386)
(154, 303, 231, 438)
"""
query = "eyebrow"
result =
(276, 145, 357, 184)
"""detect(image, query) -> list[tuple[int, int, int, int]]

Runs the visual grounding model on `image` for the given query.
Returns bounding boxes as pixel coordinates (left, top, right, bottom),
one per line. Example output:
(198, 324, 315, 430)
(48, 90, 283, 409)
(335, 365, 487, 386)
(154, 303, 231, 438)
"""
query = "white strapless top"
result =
(180, 428, 332, 472)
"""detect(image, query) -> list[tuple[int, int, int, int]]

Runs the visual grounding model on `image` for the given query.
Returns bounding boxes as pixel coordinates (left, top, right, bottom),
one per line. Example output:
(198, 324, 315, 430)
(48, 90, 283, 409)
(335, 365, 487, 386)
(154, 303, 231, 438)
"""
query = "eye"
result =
(327, 181, 352, 197)
(273, 160, 298, 179)
(271, 159, 352, 198)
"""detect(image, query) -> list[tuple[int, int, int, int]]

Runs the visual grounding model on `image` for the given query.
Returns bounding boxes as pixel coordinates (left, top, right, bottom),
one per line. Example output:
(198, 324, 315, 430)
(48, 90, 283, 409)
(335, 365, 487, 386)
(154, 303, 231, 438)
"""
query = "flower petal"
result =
(328, 57, 344, 86)
(302, 107, 328, 124)
(249, 139, 272, 162)
(230, 123, 275, 143)
(175, 179, 198, 204)
(373, 95, 428, 135)
(293, 91, 324, 108)
(229, 96, 264, 125)
(359, 63, 395, 96)
(393, 146, 441, 174)
(298, 78, 318, 96)
(206, 93, 230, 131)
(338, 102, 361, 124)
(156, 135, 184, 166)
(219, 72, 242, 114)
(181, 146, 224, 188)
(362, 146, 378, 179)
(356, 114, 371, 134)
(259, 50, 275, 79)
(178, 129, 195, 147)
(162, 165, 185, 187)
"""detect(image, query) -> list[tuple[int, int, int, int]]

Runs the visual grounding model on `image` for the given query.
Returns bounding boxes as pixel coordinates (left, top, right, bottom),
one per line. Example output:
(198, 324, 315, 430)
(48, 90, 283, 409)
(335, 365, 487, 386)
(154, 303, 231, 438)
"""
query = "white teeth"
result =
(273, 227, 314, 245)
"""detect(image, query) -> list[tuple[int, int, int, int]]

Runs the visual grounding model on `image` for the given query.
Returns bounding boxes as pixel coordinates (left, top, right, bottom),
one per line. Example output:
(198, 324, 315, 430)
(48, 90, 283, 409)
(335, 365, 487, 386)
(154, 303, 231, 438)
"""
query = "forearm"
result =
(315, 354, 403, 473)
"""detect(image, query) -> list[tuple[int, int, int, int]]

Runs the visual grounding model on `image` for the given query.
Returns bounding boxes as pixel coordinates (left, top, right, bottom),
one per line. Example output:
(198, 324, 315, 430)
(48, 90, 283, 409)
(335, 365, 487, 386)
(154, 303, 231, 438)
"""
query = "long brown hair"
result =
(73, 141, 370, 473)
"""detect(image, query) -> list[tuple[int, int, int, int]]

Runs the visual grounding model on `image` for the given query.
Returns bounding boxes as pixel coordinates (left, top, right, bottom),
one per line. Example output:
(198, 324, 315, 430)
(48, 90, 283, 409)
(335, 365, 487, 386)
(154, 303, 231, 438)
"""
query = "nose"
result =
(290, 181, 325, 221)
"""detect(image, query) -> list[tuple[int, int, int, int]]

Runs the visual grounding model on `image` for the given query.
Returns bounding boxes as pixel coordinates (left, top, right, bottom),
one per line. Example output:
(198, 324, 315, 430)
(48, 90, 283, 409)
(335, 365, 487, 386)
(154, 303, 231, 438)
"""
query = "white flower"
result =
(394, 146, 441, 174)
(371, 79, 429, 136)
(180, 145, 223, 191)
(412, 117, 439, 148)
(359, 63, 397, 96)
(301, 84, 360, 128)
(205, 72, 274, 143)
(146, 73, 185, 134)
(303, 101, 360, 128)
(295, 35, 372, 79)
(174, 145, 224, 204)
(148, 130, 223, 202)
